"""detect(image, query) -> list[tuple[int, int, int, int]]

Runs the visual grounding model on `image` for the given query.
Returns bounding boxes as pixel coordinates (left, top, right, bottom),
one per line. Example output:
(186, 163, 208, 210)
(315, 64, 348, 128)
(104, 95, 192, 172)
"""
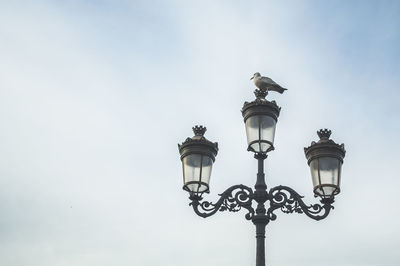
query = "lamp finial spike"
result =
(193, 125, 207, 136)
(254, 89, 267, 99)
(317, 129, 332, 140)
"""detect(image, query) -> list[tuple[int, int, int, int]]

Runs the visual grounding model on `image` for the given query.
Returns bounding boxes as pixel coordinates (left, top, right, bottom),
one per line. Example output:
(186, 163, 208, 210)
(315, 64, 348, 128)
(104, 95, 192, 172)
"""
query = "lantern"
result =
(241, 89, 280, 153)
(178, 126, 218, 196)
(304, 129, 346, 198)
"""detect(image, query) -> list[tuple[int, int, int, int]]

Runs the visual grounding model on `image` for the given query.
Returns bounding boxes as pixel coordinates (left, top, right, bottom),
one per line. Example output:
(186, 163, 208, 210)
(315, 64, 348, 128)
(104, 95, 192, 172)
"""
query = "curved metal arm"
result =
(267, 185, 334, 221)
(190, 184, 255, 220)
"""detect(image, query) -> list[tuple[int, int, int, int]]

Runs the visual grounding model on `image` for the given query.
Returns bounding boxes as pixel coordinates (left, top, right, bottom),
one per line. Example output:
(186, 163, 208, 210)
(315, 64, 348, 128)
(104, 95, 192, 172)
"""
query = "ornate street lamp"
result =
(178, 75, 346, 266)
(178, 125, 218, 199)
(242, 89, 280, 153)
(304, 129, 346, 200)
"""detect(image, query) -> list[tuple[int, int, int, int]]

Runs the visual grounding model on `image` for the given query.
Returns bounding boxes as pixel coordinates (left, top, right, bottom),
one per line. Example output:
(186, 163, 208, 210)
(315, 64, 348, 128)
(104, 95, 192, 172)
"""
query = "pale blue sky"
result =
(0, 1, 399, 266)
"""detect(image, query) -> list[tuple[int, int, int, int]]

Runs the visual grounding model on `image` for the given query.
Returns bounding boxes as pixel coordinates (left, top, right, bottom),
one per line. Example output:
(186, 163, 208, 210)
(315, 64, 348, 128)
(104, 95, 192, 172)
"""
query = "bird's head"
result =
(250, 72, 261, 80)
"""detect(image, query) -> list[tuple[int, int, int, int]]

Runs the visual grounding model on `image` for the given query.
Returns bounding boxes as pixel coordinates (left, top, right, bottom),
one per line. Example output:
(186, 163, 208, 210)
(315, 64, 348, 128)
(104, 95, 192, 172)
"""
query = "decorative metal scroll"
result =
(190, 184, 333, 223)
(190, 184, 255, 220)
(268, 185, 333, 221)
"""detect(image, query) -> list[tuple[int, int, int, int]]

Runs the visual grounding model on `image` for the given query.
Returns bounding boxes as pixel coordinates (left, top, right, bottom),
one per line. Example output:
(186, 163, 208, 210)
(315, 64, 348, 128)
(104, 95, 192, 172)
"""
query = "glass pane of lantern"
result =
(250, 143, 261, 153)
(182, 154, 213, 193)
(200, 156, 213, 189)
(260, 116, 276, 152)
(183, 154, 202, 191)
(310, 157, 340, 196)
(245, 116, 259, 150)
(309, 159, 320, 189)
(319, 157, 340, 187)
(186, 183, 199, 193)
(245, 115, 277, 153)
(321, 186, 336, 196)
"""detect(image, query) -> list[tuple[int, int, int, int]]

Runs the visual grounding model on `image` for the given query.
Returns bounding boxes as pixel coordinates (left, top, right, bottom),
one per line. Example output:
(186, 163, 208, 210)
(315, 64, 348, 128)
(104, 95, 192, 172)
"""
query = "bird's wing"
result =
(260, 76, 277, 86)
(260, 76, 287, 93)
(268, 86, 287, 94)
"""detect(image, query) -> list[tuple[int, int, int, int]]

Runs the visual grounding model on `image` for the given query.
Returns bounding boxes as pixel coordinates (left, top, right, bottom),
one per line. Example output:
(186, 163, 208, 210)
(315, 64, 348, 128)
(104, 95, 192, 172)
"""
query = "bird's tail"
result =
(279, 87, 287, 94)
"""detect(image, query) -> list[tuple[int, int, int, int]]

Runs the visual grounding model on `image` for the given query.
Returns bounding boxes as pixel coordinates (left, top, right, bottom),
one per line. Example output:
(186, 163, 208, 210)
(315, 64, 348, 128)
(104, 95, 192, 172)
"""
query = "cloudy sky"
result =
(1, 1, 399, 266)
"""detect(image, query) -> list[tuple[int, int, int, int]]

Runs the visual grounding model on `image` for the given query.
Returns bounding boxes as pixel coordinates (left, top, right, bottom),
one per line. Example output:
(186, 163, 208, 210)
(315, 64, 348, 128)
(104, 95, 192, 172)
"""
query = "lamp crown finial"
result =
(193, 125, 207, 136)
(317, 129, 332, 140)
(254, 89, 267, 99)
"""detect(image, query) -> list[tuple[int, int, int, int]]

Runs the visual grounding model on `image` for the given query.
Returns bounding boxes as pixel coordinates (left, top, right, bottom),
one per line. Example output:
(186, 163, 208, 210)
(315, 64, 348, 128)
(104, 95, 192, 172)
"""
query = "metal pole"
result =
(253, 154, 268, 266)
(255, 223, 266, 266)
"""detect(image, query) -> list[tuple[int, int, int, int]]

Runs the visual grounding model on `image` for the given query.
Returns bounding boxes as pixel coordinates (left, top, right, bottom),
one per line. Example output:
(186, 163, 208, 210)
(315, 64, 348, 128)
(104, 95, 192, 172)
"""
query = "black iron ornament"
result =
(178, 76, 346, 266)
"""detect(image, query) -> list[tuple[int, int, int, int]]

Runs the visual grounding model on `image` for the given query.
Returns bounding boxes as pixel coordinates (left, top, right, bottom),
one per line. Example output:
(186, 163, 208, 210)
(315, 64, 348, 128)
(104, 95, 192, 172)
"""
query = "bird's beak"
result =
(250, 76, 254, 80)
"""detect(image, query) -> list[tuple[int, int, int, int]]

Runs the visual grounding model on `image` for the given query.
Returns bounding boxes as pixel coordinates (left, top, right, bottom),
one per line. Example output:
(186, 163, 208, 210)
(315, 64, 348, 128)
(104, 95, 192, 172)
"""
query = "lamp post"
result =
(178, 88, 346, 266)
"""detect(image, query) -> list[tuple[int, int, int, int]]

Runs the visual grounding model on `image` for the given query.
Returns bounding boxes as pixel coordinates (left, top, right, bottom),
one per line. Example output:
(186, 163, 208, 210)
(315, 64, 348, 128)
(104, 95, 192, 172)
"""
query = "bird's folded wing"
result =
(260, 77, 277, 85)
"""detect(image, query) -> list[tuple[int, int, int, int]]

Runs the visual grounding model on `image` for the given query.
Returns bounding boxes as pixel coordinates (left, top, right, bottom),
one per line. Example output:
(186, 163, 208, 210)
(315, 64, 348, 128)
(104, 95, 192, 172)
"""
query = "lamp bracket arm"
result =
(190, 184, 255, 220)
(268, 185, 333, 221)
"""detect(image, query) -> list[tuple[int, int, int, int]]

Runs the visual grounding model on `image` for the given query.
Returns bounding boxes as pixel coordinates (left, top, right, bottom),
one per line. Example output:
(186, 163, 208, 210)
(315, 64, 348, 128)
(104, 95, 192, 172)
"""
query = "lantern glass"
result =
(245, 115, 276, 153)
(182, 154, 213, 193)
(310, 157, 341, 197)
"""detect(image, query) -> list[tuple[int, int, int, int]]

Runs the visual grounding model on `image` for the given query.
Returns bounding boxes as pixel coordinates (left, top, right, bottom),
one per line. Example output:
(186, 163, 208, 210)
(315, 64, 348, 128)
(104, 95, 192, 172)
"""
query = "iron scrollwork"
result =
(190, 184, 255, 220)
(268, 185, 333, 221)
(190, 184, 334, 222)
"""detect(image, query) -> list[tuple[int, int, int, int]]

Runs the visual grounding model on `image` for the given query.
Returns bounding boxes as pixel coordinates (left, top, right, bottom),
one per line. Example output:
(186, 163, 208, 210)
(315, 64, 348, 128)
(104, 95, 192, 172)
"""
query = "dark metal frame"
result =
(188, 153, 334, 266)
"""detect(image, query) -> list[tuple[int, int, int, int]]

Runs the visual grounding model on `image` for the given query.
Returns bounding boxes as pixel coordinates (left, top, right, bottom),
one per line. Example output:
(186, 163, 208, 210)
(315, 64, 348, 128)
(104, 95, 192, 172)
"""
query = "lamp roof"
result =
(241, 89, 281, 121)
(304, 129, 346, 164)
(178, 125, 218, 161)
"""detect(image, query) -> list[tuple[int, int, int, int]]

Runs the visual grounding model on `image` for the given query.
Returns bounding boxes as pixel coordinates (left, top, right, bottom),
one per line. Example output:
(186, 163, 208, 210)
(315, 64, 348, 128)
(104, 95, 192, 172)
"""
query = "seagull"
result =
(250, 72, 287, 94)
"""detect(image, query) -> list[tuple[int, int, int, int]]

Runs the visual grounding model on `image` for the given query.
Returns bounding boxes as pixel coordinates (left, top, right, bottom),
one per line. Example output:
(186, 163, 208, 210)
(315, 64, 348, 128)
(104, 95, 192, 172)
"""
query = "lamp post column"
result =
(253, 153, 268, 266)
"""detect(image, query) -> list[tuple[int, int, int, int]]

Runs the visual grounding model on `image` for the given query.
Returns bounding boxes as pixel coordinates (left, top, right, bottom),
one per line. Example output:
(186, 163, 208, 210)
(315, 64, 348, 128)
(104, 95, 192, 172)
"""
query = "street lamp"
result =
(178, 86, 346, 266)
(242, 89, 280, 153)
(178, 125, 218, 198)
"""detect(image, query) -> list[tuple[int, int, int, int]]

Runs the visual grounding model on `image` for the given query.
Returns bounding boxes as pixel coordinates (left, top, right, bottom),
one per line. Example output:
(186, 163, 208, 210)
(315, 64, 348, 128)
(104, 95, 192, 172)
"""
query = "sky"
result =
(0, 1, 399, 266)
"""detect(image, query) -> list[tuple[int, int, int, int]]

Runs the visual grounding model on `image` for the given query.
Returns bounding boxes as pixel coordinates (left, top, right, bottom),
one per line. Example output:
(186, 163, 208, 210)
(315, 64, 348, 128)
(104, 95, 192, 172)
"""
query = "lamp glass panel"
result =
(245, 116, 259, 150)
(310, 157, 341, 196)
(245, 115, 276, 153)
(260, 115, 276, 152)
(183, 154, 201, 192)
(319, 157, 340, 187)
(310, 159, 320, 189)
(321, 186, 336, 196)
(183, 154, 213, 193)
(200, 156, 213, 188)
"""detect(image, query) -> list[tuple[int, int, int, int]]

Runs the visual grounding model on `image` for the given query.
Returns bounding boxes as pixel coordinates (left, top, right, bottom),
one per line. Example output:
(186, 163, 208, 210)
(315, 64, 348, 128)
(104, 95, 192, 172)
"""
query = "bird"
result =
(250, 72, 287, 94)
